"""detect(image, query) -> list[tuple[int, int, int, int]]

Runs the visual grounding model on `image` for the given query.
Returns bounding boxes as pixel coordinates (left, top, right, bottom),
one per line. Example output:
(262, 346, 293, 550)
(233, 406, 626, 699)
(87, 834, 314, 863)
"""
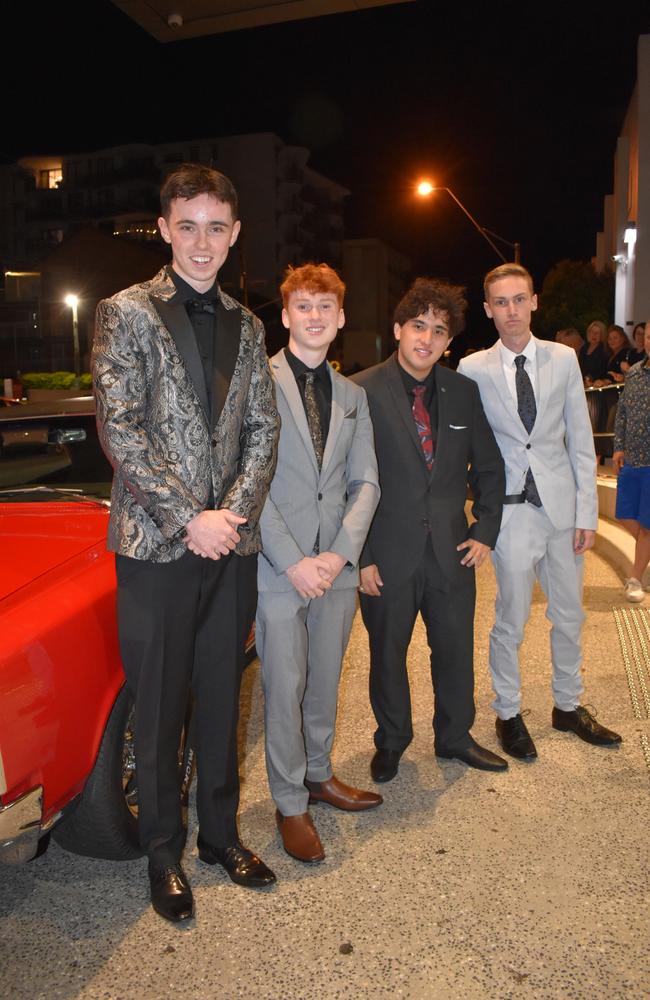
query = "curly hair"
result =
(394, 278, 467, 338)
(280, 263, 345, 308)
(160, 163, 238, 220)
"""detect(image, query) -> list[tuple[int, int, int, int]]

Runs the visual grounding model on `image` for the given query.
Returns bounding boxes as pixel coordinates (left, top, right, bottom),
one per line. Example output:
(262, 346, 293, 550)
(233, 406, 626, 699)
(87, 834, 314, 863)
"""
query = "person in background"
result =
(613, 320, 650, 603)
(628, 322, 647, 367)
(555, 328, 584, 355)
(596, 325, 632, 384)
(579, 320, 609, 385)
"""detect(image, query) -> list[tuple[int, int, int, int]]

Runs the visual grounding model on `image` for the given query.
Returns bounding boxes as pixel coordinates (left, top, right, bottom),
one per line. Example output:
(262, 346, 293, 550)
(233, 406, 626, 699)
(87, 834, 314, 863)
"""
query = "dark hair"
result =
(280, 263, 345, 308)
(394, 277, 467, 337)
(160, 163, 239, 219)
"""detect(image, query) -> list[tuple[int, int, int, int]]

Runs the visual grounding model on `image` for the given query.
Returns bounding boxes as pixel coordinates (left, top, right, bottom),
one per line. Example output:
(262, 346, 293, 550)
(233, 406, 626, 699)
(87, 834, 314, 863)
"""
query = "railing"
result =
(584, 382, 623, 458)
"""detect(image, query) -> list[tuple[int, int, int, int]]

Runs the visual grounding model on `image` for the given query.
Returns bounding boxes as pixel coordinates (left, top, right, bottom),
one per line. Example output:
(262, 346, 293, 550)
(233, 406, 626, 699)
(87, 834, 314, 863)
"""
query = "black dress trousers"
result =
(116, 548, 257, 866)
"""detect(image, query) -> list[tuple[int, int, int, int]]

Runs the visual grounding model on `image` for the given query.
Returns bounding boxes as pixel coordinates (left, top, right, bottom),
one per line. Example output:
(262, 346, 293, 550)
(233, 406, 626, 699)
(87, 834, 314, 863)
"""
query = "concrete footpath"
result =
(1, 536, 649, 1000)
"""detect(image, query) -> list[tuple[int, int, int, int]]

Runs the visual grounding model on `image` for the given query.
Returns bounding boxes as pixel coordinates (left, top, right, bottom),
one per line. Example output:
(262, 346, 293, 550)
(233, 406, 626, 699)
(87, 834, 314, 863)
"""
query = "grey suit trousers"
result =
(256, 586, 357, 816)
(490, 503, 585, 718)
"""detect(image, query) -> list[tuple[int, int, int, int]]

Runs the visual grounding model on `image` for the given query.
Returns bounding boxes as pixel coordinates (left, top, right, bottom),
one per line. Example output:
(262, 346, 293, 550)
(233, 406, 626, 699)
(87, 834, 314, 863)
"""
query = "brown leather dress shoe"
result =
(305, 775, 383, 811)
(275, 810, 325, 863)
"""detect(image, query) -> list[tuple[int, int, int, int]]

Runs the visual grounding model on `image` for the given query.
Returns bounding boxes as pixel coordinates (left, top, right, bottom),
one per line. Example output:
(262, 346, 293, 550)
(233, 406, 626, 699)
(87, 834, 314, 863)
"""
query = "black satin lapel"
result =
(212, 301, 242, 428)
(386, 359, 428, 467)
(153, 298, 210, 418)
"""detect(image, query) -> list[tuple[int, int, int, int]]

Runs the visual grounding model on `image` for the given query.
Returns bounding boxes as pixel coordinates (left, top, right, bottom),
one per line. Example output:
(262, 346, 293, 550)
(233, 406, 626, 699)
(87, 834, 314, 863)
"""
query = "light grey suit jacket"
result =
(258, 350, 380, 592)
(458, 338, 597, 531)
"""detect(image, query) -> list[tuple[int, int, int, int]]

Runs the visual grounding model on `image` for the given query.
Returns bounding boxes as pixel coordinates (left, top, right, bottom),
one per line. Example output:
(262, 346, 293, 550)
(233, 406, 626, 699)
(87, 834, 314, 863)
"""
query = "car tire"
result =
(53, 684, 142, 860)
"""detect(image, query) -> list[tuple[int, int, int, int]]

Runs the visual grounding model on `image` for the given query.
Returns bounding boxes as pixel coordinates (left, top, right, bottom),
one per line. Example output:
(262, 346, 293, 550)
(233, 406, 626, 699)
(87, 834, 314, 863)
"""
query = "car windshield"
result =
(0, 401, 113, 502)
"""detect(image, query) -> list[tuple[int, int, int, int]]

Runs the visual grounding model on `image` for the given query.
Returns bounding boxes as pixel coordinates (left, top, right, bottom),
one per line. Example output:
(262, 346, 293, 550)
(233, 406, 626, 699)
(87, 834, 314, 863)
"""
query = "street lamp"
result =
(64, 294, 80, 384)
(416, 181, 521, 264)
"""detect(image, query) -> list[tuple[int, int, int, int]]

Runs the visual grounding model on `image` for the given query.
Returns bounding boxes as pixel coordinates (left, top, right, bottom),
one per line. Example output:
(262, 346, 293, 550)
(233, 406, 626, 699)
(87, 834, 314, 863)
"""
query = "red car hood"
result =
(0, 501, 111, 601)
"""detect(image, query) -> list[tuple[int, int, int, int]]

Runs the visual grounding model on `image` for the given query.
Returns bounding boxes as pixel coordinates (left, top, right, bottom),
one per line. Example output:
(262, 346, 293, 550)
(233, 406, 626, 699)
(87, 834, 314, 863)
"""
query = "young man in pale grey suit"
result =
(458, 263, 621, 759)
(256, 263, 381, 863)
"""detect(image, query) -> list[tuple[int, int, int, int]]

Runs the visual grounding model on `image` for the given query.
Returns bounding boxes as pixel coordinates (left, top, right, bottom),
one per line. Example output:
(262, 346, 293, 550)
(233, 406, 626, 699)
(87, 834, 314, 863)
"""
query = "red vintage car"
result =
(0, 398, 197, 864)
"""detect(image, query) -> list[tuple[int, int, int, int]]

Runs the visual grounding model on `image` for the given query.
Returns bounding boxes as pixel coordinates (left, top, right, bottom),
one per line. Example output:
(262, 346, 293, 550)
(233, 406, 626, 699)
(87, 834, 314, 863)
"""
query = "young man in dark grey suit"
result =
(353, 278, 507, 782)
(93, 164, 279, 923)
(257, 264, 381, 864)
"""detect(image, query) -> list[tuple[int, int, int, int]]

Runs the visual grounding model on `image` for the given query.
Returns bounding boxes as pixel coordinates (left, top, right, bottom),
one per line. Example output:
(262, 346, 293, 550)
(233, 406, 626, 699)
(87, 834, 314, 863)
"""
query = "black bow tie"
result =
(186, 298, 216, 315)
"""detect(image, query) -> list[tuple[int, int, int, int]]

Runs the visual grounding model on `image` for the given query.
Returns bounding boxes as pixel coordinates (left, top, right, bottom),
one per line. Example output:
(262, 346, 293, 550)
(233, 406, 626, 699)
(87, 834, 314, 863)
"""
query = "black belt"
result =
(503, 492, 526, 505)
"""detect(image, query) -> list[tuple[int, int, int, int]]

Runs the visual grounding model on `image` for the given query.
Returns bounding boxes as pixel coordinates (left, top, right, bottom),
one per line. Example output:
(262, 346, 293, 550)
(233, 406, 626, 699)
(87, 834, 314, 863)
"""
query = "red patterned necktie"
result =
(412, 385, 434, 470)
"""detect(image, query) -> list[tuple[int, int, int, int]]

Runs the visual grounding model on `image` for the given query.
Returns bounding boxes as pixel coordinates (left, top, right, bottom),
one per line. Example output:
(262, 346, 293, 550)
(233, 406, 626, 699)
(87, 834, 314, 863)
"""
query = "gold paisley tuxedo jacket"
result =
(92, 267, 279, 562)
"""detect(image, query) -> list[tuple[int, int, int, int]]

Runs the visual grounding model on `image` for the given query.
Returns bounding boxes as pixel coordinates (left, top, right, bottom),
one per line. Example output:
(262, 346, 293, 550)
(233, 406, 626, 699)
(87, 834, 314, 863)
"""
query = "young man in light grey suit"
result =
(458, 263, 621, 759)
(257, 263, 381, 863)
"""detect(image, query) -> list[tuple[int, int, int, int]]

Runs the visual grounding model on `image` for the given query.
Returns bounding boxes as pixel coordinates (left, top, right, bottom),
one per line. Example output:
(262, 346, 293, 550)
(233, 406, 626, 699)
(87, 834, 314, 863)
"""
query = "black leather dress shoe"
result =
(496, 714, 537, 760)
(370, 748, 402, 783)
(552, 706, 622, 746)
(436, 737, 508, 772)
(197, 838, 277, 888)
(148, 864, 194, 923)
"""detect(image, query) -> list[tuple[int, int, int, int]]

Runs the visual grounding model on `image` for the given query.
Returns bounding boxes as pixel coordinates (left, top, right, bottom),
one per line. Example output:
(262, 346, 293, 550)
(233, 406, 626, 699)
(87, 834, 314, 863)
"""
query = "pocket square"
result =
(344, 407, 357, 419)
(449, 424, 467, 430)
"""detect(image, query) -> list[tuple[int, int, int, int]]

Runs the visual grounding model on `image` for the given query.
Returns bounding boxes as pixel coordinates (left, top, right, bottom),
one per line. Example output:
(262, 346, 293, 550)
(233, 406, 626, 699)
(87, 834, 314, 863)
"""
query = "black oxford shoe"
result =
(197, 838, 277, 888)
(148, 864, 194, 923)
(437, 737, 508, 772)
(552, 706, 622, 746)
(370, 748, 402, 783)
(496, 714, 538, 760)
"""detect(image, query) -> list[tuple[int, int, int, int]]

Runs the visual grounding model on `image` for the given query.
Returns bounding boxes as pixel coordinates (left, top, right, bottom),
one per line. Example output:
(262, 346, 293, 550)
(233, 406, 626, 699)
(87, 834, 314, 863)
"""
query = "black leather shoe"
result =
(436, 737, 508, 772)
(148, 864, 194, 923)
(552, 706, 622, 746)
(496, 714, 537, 760)
(197, 838, 277, 888)
(370, 748, 402, 783)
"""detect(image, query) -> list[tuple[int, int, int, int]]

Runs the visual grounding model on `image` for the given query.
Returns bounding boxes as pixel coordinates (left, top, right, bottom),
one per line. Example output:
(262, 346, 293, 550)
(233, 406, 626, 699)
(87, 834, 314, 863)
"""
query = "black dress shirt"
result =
(397, 358, 438, 440)
(168, 266, 218, 412)
(284, 347, 332, 445)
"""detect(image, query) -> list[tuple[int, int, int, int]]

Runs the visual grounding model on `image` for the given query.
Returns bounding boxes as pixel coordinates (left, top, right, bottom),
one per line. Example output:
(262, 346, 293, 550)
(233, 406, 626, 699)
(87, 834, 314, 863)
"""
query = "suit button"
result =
(422, 518, 429, 528)
(318, 492, 323, 500)
(526, 443, 531, 450)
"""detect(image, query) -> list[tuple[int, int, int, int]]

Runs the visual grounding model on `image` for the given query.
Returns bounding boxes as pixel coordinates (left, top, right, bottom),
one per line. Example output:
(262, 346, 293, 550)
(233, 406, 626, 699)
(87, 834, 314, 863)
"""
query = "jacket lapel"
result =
(152, 296, 210, 419)
(485, 342, 526, 438)
(385, 354, 430, 472)
(321, 364, 343, 477)
(212, 297, 241, 429)
(532, 337, 552, 435)
(271, 350, 320, 477)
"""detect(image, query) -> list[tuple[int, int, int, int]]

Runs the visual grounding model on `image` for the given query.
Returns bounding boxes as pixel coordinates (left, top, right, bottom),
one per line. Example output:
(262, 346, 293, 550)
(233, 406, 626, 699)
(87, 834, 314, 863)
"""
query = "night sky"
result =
(3, 1, 649, 338)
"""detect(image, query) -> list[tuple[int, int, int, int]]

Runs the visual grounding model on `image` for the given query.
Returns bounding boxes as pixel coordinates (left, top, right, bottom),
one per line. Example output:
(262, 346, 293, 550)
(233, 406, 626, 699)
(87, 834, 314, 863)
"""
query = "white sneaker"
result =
(624, 578, 645, 603)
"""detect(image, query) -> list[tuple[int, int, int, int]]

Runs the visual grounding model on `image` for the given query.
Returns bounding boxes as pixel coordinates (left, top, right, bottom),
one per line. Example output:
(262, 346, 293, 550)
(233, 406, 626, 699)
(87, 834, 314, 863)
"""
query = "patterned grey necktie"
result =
(302, 371, 324, 470)
(514, 355, 541, 507)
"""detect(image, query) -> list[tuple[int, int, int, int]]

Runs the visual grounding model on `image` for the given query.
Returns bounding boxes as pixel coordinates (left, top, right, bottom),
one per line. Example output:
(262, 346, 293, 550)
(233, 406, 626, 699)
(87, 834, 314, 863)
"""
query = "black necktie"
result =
(514, 355, 541, 507)
(302, 372, 324, 469)
(187, 298, 216, 315)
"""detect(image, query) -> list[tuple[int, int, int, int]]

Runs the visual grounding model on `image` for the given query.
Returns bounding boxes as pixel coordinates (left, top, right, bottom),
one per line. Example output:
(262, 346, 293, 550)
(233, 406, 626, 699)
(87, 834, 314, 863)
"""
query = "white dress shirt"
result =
(499, 335, 538, 405)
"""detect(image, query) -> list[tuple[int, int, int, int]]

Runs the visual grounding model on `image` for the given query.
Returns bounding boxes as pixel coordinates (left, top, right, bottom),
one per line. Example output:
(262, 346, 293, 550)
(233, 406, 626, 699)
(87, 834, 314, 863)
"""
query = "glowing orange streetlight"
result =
(415, 180, 520, 263)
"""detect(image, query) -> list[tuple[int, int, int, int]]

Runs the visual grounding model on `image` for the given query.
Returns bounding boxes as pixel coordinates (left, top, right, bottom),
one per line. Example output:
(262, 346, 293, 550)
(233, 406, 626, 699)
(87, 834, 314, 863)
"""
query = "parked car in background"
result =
(0, 398, 196, 864)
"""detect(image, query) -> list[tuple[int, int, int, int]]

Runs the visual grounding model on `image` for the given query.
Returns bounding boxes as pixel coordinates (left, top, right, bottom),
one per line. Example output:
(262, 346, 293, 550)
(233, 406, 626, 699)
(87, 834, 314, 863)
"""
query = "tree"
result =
(534, 260, 614, 341)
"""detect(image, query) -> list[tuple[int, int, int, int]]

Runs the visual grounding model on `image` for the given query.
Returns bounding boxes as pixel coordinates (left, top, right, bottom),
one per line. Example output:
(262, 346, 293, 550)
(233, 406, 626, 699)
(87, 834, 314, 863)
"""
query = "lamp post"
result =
(64, 294, 80, 385)
(416, 181, 521, 264)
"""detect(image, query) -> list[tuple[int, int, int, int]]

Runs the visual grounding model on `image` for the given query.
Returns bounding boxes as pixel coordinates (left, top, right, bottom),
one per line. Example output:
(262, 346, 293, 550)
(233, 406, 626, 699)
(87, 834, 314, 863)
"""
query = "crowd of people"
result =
(555, 319, 647, 385)
(93, 163, 635, 926)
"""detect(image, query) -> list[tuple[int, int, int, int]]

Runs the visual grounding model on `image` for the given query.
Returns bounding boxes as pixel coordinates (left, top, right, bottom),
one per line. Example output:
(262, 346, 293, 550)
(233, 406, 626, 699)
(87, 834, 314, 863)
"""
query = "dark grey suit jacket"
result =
(352, 354, 505, 590)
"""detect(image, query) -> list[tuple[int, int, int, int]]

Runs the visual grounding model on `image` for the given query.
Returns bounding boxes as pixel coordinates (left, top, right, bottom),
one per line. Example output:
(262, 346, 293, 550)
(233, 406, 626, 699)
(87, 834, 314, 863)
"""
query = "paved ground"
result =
(2, 547, 648, 1000)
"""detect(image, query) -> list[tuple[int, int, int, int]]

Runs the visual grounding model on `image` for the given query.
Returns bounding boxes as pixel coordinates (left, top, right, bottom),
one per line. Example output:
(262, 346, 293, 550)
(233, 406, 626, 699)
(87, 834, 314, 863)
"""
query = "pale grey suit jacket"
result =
(458, 338, 597, 531)
(258, 350, 380, 592)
